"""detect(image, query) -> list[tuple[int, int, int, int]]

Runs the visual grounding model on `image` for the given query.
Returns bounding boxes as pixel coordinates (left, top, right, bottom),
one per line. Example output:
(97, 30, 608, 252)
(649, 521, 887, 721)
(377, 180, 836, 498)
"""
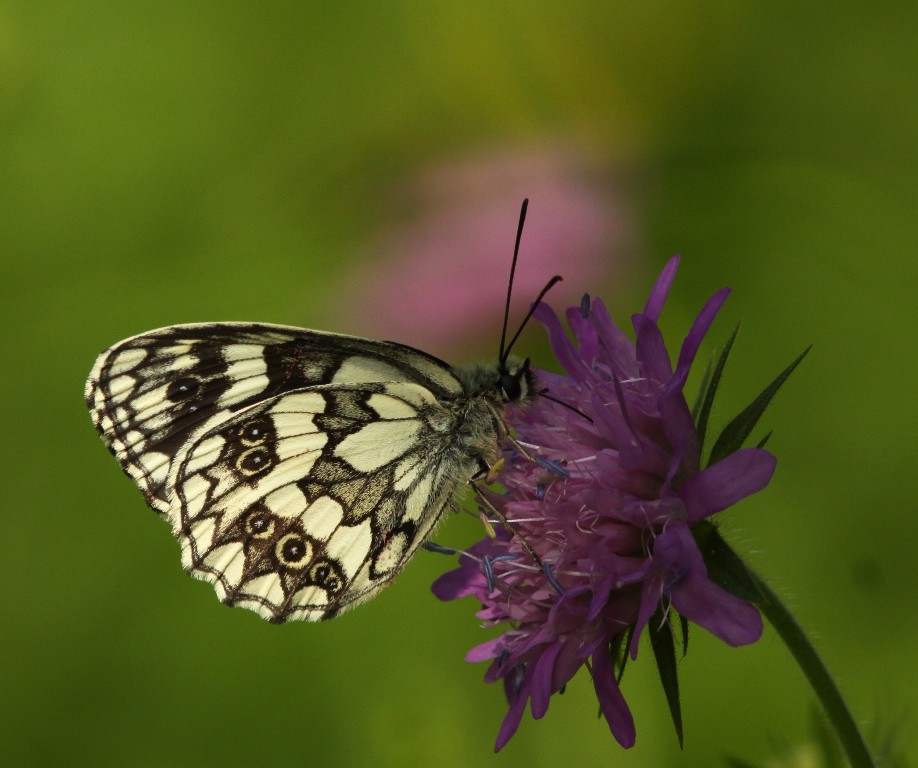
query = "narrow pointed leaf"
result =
(679, 612, 690, 656)
(709, 345, 810, 466)
(695, 323, 740, 457)
(649, 608, 684, 748)
(610, 627, 633, 683)
(691, 357, 713, 422)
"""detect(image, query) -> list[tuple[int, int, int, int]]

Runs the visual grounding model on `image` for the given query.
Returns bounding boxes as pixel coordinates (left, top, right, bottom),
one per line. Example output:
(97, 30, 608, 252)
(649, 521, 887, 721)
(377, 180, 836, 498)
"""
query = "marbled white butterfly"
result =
(86, 201, 558, 622)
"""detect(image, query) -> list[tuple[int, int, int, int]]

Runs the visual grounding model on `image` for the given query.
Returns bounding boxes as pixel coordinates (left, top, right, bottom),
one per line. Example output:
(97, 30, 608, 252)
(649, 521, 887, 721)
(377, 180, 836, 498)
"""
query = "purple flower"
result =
(432, 256, 776, 751)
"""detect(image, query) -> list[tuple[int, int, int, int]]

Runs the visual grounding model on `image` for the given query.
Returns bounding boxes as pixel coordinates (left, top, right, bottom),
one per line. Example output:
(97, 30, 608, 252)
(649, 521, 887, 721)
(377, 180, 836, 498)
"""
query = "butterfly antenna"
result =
(501, 274, 563, 366)
(497, 199, 563, 367)
(498, 199, 529, 366)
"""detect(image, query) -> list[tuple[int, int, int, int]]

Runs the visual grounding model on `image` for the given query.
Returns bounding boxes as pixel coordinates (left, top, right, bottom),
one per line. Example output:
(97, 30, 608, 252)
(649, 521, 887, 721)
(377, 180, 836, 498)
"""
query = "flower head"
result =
(432, 256, 776, 750)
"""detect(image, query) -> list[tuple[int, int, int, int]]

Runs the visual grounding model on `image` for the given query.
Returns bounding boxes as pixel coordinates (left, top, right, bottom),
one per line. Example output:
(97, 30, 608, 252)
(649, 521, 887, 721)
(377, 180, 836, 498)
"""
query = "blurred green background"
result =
(2, 2, 916, 766)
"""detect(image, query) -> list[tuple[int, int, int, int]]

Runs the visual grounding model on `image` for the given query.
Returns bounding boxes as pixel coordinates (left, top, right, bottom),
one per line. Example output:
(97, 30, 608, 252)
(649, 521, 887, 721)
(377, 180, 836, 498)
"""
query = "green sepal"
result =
(694, 322, 740, 457)
(649, 606, 684, 748)
(708, 345, 810, 466)
(692, 521, 763, 603)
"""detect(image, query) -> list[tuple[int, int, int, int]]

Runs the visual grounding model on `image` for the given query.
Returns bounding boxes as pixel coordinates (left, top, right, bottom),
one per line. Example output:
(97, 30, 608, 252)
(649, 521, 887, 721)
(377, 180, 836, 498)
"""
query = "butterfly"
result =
(85, 200, 559, 622)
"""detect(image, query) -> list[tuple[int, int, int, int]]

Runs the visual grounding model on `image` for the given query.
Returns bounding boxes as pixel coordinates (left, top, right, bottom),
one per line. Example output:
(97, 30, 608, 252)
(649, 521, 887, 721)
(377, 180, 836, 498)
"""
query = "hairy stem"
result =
(697, 522, 875, 768)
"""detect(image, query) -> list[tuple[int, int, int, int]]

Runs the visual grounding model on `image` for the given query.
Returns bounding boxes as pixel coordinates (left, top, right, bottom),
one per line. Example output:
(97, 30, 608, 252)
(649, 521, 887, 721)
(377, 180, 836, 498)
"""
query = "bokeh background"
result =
(2, 2, 916, 767)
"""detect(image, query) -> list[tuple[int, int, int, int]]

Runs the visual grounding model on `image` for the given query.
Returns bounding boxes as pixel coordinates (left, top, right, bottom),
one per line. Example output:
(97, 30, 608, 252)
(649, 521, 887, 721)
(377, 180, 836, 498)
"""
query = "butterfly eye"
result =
(498, 358, 531, 402)
(499, 373, 522, 401)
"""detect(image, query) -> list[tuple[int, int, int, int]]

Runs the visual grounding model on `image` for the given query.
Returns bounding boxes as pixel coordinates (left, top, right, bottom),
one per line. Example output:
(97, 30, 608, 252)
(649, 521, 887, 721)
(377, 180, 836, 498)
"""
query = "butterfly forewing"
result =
(86, 322, 522, 622)
(85, 323, 463, 515)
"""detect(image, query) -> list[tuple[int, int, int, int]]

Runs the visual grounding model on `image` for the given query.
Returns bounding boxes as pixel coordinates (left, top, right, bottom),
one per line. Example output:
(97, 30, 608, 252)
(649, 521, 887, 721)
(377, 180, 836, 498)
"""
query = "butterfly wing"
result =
(85, 323, 464, 517)
(173, 381, 476, 621)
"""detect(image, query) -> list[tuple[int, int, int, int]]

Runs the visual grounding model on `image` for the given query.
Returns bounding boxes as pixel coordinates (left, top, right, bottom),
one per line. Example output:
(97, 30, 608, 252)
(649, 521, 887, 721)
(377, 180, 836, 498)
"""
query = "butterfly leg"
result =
(506, 435, 536, 462)
(469, 477, 544, 573)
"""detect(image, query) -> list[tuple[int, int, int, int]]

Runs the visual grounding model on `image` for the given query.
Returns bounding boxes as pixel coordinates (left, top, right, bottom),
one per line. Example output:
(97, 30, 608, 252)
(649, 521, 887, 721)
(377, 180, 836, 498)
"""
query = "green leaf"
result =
(709, 345, 811, 466)
(649, 607, 684, 748)
(694, 323, 740, 457)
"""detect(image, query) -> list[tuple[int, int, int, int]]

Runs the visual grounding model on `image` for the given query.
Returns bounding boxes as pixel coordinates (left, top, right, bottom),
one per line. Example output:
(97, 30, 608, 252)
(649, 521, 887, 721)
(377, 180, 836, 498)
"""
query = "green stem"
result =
(696, 522, 875, 768)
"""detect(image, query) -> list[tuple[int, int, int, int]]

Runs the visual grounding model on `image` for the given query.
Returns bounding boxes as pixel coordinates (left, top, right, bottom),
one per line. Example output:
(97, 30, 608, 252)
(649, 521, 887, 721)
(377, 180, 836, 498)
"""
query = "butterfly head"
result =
(452, 356, 535, 407)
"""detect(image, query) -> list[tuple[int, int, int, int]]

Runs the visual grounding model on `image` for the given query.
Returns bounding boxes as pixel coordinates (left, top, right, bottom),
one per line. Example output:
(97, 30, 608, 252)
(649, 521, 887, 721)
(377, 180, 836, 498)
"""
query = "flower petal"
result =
(430, 562, 482, 600)
(660, 395, 699, 478)
(592, 645, 637, 748)
(533, 303, 590, 380)
(566, 305, 601, 368)
(466, 636, 506, 663)
(642, 255, 680, 323)
(673, 572, 763, 647)
(632, 315, 674, 384)
(630, 574, 663, 659)
(680, 448, 777, 523)
(530, 643, 563, 719)
(590, 297, 636, 375)
(655, 527, 763, 646)
(670, 287, 730, 390)
(494, 663, 535, 751)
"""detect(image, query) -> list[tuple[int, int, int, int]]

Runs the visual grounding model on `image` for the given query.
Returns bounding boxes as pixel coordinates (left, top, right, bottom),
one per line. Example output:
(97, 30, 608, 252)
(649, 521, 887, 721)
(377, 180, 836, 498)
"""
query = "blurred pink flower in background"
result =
(344, 146, 637, 354)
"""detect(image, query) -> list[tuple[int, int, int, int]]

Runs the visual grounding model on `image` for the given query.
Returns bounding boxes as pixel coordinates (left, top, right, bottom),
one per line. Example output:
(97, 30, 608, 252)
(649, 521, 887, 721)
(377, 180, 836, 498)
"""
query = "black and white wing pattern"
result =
(86, 323, 533, 622)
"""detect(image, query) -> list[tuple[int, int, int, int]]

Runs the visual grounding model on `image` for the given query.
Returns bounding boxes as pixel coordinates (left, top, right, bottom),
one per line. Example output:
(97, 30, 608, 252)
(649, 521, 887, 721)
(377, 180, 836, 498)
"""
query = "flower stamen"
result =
(532, 456, 570, 477)
(542, 562, 566, 595)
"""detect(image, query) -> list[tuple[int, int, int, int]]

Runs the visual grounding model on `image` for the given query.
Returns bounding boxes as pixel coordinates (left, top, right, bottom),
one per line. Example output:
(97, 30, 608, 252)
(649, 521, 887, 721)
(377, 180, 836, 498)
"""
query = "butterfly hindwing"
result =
(85, 323, 464, 516)
(173, 381, 475, 621)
